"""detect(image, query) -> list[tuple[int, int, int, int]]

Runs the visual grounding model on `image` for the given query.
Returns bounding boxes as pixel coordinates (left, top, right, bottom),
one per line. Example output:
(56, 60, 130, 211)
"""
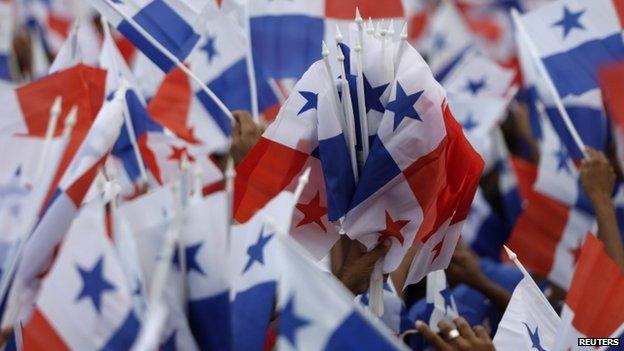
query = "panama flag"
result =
(234, 61, 342, 260)
(424, 270, 459, 332)
(117, 184, 200, 350)
(88, 0, 209, 72)
(21, 200, 140, 350)
(493, 248, 560, 351)
(4, 88, 127, 327)
(0, 64, 107, 177)
(249, 0, 407, 80)
(442, 51, 517, 169)
(422, 0, 474, 81)
(534, 112, 593, 213)
(183, 191, 231, 351)
(342, 38, 483, 281)
(48, 18, 101, 74)
(275, 234, 407, 351)
(229, 190, 297, 351)
(0, 134, 68, 283)
(506, 152, 595, 290)
(0, 0, 12, 82)
(187, 6, 279, 123)
(518, 0, 624, 159)
(554, 235, 624, 350)
(147, 67, 231, 156)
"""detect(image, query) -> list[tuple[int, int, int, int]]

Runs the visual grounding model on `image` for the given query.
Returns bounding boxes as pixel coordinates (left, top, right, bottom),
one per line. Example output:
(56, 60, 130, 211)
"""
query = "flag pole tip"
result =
(400, 23, 408, 40)
(63, 105, 78, 135)
(387, 19, 395, 36)
(51, 96, 63, 117)
(503, 245, 517, 261)
(335, 25, 344, 43)
(322, 41, 330, 57)
(355, 7, 363, 23)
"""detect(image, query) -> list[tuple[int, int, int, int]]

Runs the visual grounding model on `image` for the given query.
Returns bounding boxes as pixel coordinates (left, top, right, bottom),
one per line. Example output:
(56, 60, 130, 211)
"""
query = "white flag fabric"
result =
(493, 268, 560, 350)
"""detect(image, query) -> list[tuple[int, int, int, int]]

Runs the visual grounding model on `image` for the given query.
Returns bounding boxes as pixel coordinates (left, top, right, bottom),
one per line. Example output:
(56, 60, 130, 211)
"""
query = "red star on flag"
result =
(378, 211, 410, 245)
(431, 238, 444, 263)
(168, 146, 195, 165)
(569, 243, 582, 264)
(295, 192, 328, 232)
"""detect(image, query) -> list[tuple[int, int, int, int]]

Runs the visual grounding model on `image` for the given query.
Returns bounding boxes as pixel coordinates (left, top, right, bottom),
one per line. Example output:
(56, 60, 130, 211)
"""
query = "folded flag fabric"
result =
(117, 184, 200, 350)
(234, 60, 342, 260)
(88, 0, 209, 72)
(0, 134, 68, 284)
(48, 19, 101, 74)
(506, 153, 595, 290)
(493, 249, 560, 350)
(21, 200, 140, 350)
(249, 0, 407, 80)
(442, 50, 517, 170)
(276, 234, 407, 351)
(230, 190, 297, 351)
(554, 235, 624, 351)
(424, 270, 459, 332)
(183, 192, 231, 351)
(342, 35, 483, 282)
(147, 66, 231, 156)
(187, 7, 279, 123)
(421, 1, 474, 81)
(5, 87, 126, 326)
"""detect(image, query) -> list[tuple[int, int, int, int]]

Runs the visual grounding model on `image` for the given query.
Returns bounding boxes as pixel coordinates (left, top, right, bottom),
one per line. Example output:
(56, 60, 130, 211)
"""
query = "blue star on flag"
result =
(552, 6, 586, 39)
(554, 144, 571, 173)
(161, 330, 177, 351)
(364, 75, 389, 113)
(462, 113, 479, 131)
(386, 82, 424, 131)
(465, 77, 487, 96)
(431, 33, 446, 52)
(201, 35, 218, 64)
(439, 287, 455, 314)
(75, 256, 116, 313)
(242, 227, 274, 273)
(297, 91, 318, 115)
(172, 242, 206, 276)
(280, 295, 310, 348)
(523, 323, 547, 351)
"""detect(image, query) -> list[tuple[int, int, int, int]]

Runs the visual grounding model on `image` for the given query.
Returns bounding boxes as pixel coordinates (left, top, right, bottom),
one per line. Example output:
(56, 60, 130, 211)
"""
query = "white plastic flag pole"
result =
(101, 5, 234, 123)
(366, 18, 375, 36)
(101, 18, 150, 187)
(380, 21, 394, 82)
(244, 0, 260, 123)
(35, 96, 62, 178)
(0, 105, 78, 329)
(395, 24, 409, 73)
(322, 41, 348, 134)
(134, 182, 184, 351)
(192, 162, 204, 200)
(335, 26, 360, 180)
(368, 256, 385, 316)
(292, 167, 311, 206)
(511, 9, 587, 159)
(354, 9, 370, 165)
(224, 157, 236, 250)
(503, 246, 559, 315)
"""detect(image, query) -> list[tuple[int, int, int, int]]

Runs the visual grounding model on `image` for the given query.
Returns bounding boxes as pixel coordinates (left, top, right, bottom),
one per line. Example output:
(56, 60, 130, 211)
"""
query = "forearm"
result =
(471, 276, 512, 313)
(593, 197, 624, 270)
